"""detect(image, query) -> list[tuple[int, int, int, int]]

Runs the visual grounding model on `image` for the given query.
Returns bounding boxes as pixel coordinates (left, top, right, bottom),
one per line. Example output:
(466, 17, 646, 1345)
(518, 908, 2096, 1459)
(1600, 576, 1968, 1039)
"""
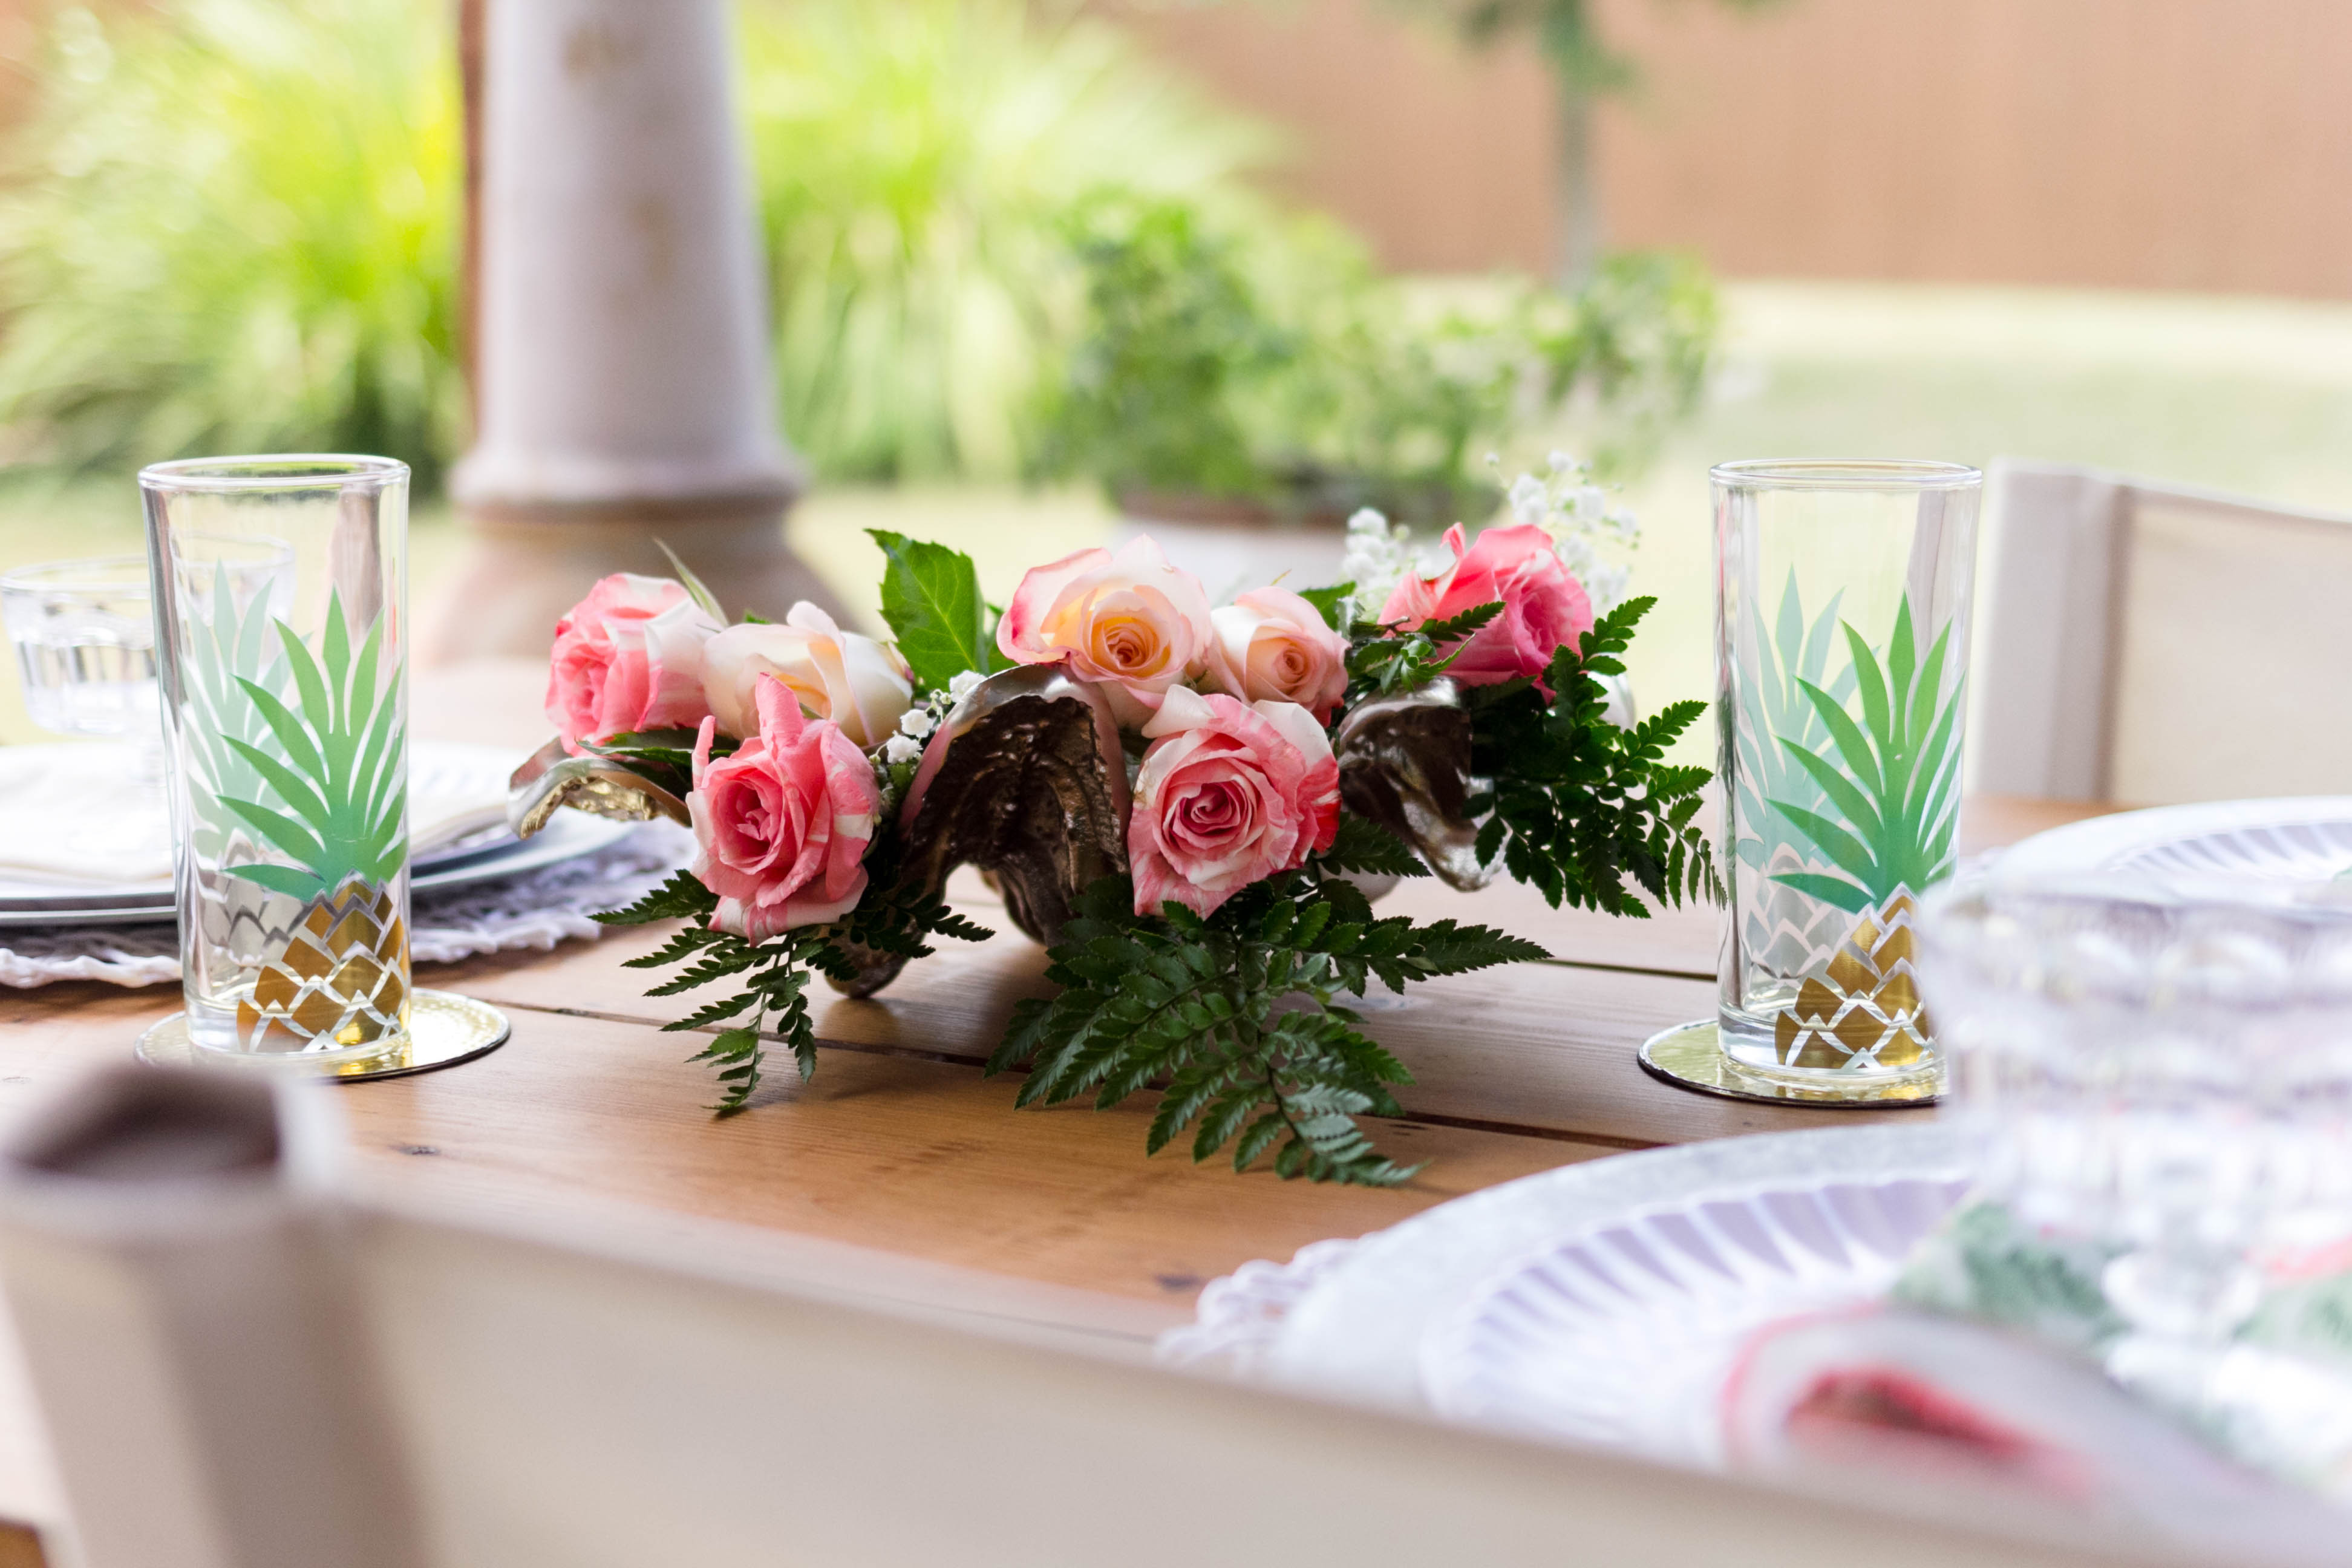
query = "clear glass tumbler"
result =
(142, 457, 411, 1063)
(1919, 877, 2352, 1461)
(1713, 460, 1980, 1086)
(1, 556, 162, 737)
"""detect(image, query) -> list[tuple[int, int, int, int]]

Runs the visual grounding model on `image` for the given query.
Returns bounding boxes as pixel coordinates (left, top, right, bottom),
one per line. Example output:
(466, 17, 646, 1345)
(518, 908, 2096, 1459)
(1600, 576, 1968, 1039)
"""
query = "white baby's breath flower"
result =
(1490, 451, 1641, 615)
(881, 733, 923, 766)
(1339, 507, 1414, 617)
(897, 707, 936, 740)
(946, 668, 985, 703)
(1507, 474, 1548, 524)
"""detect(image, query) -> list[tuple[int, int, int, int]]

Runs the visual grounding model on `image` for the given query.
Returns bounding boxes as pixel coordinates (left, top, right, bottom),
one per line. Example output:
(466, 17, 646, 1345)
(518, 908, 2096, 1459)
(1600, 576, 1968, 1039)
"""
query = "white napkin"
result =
(0, 746, 174, 886)
(0, 744, 515, 891)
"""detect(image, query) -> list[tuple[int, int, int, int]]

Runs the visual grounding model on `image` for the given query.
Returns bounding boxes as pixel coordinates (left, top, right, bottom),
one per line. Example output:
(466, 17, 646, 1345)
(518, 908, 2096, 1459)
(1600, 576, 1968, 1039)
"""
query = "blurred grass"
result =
(1603, 281, 2352, 763)
(13, 279, 2352, 756)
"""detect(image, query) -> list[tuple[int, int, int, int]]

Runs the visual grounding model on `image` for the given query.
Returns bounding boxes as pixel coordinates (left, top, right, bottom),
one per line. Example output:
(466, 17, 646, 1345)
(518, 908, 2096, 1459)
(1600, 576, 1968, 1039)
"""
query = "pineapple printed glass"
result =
(1714, 460, 1980, 1089)
(142, 457, 411, 1065)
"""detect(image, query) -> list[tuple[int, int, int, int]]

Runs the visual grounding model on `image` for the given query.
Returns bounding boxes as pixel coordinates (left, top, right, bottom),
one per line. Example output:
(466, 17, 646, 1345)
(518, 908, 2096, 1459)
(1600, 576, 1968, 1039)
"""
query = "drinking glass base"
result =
(136, 989, 511, 1082)
(1637, 1020, 1943, 1107)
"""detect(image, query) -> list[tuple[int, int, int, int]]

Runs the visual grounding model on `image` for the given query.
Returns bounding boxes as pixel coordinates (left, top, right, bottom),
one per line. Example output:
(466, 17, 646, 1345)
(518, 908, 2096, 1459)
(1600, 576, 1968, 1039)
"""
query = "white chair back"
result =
(1969, 460, 2352, 803)
(0, 1068, 2253, 1568)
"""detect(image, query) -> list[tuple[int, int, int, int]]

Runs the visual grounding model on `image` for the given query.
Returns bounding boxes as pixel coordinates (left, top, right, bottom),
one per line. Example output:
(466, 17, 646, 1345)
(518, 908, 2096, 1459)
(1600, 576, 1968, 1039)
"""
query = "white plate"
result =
(1264, 1125, 1970, 1416)
(1997, 796, 2352, 883)
(0, 740, 634, 926)
(1419, 1163, 1971, 1465)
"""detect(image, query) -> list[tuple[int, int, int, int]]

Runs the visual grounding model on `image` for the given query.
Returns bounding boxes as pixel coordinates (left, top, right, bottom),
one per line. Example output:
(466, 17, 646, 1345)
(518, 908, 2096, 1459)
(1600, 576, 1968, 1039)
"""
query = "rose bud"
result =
(1203, 586, 1349, 723)
(701, 602, 913, 749)
(546, 573, 721, 750)
(995, 535, 1212, 727)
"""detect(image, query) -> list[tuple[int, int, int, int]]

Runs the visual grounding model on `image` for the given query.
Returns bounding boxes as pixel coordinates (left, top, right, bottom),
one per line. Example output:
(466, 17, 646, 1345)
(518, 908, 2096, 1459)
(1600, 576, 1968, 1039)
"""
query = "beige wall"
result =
(1117, 0, 2352, 298)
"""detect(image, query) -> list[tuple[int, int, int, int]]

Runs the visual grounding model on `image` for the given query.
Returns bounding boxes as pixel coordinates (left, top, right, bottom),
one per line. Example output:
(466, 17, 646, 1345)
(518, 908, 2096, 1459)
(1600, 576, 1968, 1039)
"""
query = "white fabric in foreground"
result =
(0, 823, 692, 988)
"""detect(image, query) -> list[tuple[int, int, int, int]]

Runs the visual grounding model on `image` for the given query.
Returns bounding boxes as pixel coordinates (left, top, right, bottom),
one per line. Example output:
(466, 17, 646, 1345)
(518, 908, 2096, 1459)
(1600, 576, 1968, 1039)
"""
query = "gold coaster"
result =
(1638, 1020, 1942, 1108)
(134, 989, 511, 1083)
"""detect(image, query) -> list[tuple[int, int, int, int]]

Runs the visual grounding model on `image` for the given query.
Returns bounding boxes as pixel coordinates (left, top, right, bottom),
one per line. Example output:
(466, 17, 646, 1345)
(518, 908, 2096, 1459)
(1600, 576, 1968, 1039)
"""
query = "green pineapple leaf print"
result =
(1766, 596, 1962, 915)
(219, 590, 406, 903)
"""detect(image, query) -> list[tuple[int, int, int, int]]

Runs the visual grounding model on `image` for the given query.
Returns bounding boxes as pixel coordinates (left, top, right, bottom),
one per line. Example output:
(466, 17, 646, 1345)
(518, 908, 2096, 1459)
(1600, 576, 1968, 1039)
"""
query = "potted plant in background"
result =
(1030, 189, 1719, 601)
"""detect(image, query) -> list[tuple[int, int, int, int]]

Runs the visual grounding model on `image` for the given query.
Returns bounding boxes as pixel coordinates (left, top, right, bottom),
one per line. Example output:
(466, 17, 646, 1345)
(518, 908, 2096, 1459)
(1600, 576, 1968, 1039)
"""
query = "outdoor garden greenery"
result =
(1035, 191, 1717, 524)
(0, 0, 462, 485)
(0, 0, 1719, 498)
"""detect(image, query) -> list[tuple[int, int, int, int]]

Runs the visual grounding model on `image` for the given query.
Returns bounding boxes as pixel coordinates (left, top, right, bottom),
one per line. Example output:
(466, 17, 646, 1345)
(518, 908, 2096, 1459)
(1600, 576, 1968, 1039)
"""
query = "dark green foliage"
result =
(1466, 596, 1718, 916)
(1316, 816, 1431, 880)
(1296, 582, 1354, 632)
(987, 867, 1543, 1186)
(867, 530, 1007, 694)
(1344, 601, 1505, 699)
(599, 848, 991, 1115)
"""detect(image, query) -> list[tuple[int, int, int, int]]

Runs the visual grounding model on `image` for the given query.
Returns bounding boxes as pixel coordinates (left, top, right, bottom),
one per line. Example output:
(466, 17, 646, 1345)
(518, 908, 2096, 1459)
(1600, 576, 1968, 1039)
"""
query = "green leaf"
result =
(655, 538, 727, 622)
(217, 795, 328, 871)
(1298, 582, 1353, 631)
(1314, 816, 1428, 879)
(1769, 870, 1875, 915)
(224, 861, 325, 901)
(219, 736, 332, 834)
(869, 529, 1001, 692)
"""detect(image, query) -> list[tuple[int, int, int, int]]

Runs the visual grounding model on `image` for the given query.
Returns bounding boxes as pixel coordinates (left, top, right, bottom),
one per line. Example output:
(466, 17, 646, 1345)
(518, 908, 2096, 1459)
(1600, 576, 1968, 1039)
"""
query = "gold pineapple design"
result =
(1773, 892, 1930, 1071)
(238, 877, 409, 1052)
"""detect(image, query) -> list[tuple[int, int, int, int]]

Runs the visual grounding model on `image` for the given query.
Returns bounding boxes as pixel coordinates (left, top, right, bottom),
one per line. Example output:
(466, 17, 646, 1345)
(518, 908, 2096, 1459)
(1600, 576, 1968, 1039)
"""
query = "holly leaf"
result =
(869, 529, 1005, 693)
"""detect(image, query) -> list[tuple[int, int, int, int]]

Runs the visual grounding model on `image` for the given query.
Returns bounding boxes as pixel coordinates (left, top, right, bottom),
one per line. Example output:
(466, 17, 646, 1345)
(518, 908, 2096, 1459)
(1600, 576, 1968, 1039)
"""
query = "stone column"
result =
(428, 0, 835, 663)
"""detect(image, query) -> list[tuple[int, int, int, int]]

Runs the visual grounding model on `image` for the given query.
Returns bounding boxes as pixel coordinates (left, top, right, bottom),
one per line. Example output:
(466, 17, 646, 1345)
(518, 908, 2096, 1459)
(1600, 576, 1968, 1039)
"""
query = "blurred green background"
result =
(2, 0, 2351, 756)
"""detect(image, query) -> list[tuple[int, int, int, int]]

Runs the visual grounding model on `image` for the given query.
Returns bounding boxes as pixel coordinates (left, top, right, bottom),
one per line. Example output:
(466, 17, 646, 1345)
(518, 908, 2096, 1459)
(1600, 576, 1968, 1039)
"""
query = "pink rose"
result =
(1378, 523, 1594, 694)
(1128, 687, 1339, 920)
(688, 675, 881, 939)
(995, 535, 1212, 727)
(546, 573, 722, 749)
(1203, 586, 1350, 722)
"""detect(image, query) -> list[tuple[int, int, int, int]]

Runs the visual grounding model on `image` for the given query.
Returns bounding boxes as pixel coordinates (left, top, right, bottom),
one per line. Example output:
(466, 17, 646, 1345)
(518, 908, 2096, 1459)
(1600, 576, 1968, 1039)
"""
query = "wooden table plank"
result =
(428, 893, 1914, 1150)
(0, 984, 1599, 1319)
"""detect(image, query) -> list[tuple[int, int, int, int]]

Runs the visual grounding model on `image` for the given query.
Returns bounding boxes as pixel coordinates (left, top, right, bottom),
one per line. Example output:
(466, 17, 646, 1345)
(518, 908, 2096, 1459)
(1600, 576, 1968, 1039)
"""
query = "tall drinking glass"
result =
(142, 457, 410, 1064)
(1713, 460, 1980, 1088)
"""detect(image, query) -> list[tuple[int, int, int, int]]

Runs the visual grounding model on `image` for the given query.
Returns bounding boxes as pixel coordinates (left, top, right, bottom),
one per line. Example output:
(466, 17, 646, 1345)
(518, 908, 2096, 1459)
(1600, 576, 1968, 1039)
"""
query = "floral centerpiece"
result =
(509, 464, 1717, 1186)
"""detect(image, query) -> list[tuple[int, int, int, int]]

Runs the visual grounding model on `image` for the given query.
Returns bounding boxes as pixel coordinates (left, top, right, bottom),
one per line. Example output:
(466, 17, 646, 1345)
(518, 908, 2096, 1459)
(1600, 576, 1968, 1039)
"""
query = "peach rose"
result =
(546, 573, 721, 748)
(702, 603, 913, 749)
(688, 675, 881, 939)
(1379, 523, 1593, 695)
(1128, 687, 1339, 920)
(1203, 587, 1350, 722)
(995, 535, 1212, 727)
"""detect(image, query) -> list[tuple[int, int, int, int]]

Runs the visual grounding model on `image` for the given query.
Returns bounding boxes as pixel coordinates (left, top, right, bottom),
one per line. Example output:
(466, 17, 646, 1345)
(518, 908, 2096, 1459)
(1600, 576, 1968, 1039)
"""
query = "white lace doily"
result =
(0, 823, 693, 988)
(1155, 1236, 1365, 1376)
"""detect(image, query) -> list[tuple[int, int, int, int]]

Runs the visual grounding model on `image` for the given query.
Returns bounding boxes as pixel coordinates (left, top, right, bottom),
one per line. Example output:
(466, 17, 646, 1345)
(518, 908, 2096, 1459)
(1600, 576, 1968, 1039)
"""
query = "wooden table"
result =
(0, 660, 2118, 1563)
